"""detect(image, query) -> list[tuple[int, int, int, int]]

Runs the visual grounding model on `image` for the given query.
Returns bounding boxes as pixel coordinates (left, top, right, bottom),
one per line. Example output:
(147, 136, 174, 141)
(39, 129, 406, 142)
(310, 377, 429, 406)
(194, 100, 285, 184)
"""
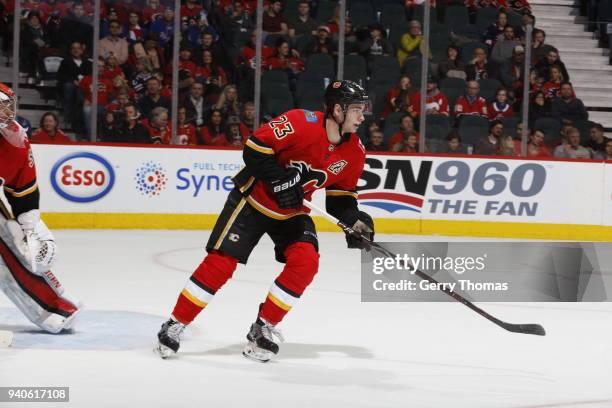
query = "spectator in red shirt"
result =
(200, 109, 229, 146)
(163, 44, 198, 92)
(105, 88, 132, 114)
(325, 4, 341, 36)
(488, 88, 514, 120)
(100, 55, 126, 81)
(181, 0, 203, 19)
(542, 65, 566, 99)
(151, 70, 173, 99)
(239, 33, 274, 68)
(454, 80, 488, 118)
(142, 0, 165, 23)
(79, 71, 113, 138)
(176, 106, 198, 145)
(526, 129, 551, 158)
(142, 107, 171, 144)
(108, 76, 133, 102)
(266, 38, 305, 74)
(262, 0, 288, 35)
(392, 132, 419, 153)
(178, 45, 198, 78)
(389, 113, 419, 150)
(382, 75, 417, 118)
(30, 112, 73, 144)
(407, 75, 450, 118)
(240, 101, 256, 135)
(196, 50, 228, 90)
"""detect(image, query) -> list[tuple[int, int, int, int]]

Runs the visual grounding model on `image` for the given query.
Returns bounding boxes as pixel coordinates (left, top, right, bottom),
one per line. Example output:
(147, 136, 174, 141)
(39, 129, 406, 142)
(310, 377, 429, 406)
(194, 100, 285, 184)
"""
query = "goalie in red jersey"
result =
(157, 80, 374, 362)
(0, 83, 81, 334)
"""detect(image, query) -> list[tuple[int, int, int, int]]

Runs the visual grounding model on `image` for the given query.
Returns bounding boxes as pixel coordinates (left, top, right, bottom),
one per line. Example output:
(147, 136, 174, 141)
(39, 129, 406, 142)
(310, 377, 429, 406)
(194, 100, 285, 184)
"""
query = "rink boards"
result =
(28, 144, 612, 241)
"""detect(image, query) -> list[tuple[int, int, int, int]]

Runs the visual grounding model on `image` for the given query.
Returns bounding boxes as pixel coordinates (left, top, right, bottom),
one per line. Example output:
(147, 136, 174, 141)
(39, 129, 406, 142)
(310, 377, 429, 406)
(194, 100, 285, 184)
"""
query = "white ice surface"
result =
(0, 230, 611, 408)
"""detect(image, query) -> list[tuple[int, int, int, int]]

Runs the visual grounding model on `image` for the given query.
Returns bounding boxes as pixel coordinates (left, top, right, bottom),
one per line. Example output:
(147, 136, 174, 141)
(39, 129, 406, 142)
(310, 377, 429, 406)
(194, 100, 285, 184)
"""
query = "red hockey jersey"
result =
(234, 109, 365, 219)
(407, 91, 450, 117)
(454, 95, 488, 117)
(0, 132, 38, 216)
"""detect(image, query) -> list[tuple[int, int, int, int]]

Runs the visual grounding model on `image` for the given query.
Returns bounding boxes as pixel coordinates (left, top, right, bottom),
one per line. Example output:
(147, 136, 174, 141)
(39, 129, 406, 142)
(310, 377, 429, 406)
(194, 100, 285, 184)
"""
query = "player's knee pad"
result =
(279, 242, 320, 294)
(193, 251, 238, 291)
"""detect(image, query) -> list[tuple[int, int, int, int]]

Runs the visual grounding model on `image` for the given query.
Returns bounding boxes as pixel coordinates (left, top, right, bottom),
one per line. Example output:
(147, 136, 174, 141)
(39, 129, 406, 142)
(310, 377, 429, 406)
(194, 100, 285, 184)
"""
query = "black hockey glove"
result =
(270, 168, 304, 209)
(346, 211, 374, 250)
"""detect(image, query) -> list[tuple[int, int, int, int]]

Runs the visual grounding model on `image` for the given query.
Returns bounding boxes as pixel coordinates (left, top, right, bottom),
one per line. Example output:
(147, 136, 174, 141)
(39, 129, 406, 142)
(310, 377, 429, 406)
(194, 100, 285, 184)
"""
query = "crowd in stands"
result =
(0, 0, 609, 159)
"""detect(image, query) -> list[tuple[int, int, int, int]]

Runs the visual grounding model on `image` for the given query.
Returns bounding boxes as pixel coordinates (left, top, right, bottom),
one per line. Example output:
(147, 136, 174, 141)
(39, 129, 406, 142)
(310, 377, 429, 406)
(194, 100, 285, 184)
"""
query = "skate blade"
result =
(242, 342, 274, 363)
(155, 343, 176, 359)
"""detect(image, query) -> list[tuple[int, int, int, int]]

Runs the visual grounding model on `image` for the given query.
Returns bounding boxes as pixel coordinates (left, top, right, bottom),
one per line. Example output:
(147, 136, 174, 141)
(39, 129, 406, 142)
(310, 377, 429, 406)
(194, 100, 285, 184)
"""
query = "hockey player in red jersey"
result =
(156, 80, 374, 362)
(0, 83, 80, 333)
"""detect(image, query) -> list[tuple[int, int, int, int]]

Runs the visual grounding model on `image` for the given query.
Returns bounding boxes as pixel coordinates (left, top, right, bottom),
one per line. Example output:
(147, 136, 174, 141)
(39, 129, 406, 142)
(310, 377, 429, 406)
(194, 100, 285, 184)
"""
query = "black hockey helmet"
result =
(324, 80, 369, 118)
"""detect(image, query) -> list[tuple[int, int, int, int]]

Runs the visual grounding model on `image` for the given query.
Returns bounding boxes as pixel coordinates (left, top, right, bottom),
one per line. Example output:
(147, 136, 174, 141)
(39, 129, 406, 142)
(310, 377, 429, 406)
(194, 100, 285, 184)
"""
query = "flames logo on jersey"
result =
(287, 160, 327, 190)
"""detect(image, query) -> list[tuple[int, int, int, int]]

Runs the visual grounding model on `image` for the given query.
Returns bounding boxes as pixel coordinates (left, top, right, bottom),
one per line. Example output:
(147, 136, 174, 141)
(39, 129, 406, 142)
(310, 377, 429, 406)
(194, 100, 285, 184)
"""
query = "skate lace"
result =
(261, 321, 284, 343)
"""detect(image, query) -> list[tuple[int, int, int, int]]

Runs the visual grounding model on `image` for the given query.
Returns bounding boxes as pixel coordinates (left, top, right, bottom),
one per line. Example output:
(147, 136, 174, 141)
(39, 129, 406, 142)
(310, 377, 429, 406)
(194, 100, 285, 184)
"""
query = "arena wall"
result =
(31, 144, 612, 241)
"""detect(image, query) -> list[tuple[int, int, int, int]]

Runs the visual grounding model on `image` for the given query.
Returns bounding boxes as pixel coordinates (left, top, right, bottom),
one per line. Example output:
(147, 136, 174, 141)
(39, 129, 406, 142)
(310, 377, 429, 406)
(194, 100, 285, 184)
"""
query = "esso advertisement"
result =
(50, 152, 115, 203)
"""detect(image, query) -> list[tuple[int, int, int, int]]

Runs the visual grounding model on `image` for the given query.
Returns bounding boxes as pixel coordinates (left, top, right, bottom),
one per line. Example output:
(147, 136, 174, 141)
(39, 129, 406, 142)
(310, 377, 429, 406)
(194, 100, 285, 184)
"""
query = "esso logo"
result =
(51, 152, 115, 203)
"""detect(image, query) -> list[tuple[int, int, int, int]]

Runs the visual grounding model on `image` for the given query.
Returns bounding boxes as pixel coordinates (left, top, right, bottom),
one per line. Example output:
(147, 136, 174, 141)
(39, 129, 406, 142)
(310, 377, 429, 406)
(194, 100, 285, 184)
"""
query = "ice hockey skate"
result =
(242, 318, 284, 363)
(155, 318, 185, 359)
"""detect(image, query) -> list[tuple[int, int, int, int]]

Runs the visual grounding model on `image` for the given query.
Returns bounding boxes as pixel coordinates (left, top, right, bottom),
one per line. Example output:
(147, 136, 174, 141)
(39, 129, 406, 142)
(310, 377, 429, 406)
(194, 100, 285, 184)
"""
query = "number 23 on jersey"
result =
(268, 116, 295, 139)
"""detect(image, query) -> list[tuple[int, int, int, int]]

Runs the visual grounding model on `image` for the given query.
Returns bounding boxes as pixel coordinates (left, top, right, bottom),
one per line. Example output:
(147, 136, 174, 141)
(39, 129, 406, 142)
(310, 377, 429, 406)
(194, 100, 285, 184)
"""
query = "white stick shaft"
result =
(302, 200, 340, 225)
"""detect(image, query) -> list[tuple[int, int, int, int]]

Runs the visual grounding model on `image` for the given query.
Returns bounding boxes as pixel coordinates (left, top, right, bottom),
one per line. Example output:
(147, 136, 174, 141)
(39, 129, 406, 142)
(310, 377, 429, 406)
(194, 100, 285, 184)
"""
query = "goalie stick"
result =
(303, 199, 546, 337)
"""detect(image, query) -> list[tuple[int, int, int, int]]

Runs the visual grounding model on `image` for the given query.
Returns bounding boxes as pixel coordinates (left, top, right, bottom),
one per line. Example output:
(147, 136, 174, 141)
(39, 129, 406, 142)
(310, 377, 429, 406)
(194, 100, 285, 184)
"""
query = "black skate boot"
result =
(242, 318, 284, 363)
(155, 318, 186, 359)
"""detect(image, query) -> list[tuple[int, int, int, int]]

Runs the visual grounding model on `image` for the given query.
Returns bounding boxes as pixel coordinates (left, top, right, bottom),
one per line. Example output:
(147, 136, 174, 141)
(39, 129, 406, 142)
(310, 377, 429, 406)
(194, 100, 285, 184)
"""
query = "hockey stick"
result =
(303, 200, 546, 336)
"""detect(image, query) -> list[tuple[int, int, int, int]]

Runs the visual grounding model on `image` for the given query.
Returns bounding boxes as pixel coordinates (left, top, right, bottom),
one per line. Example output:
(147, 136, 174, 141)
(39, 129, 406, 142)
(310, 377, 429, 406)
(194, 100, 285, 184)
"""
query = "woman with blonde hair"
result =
(496, 134, 519, 156)
(214, 84, 241, 117)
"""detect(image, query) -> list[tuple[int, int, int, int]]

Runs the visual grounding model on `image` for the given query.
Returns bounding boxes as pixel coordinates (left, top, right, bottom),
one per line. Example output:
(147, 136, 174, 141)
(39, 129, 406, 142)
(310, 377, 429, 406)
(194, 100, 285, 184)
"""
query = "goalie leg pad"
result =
(0, 235, 79, 333)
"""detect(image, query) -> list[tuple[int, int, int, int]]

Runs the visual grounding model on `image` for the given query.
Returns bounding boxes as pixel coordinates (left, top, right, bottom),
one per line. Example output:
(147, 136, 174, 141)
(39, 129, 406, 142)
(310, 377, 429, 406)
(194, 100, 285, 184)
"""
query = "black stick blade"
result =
(503, 323, 546, 336)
